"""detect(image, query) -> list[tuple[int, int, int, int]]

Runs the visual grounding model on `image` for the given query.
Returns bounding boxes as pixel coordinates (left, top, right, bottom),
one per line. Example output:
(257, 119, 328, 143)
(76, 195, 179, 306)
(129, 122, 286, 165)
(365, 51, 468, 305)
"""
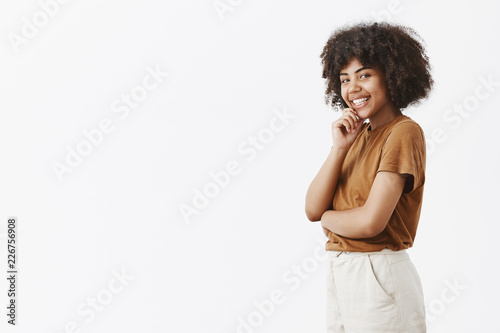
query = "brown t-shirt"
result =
(325, 114, 426, 252)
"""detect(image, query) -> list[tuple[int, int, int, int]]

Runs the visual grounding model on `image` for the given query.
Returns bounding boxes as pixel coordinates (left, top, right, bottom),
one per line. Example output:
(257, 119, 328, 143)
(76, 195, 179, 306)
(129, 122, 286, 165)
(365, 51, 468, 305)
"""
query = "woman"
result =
(305, 22, 433, 332)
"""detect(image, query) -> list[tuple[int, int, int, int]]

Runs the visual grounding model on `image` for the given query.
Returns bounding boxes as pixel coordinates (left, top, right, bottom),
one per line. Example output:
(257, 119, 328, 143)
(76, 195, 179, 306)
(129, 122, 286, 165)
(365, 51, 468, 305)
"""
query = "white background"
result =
(0, 0, 499, 332)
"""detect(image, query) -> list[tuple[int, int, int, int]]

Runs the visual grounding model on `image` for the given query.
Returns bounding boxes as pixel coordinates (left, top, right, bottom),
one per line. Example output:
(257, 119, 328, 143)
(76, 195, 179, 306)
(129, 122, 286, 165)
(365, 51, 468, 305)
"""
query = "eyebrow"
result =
(339, 66, 371, 76)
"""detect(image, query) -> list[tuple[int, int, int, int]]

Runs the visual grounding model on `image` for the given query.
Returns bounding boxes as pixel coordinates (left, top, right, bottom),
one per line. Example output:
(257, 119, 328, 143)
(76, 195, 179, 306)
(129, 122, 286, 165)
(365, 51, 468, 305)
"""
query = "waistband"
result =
(327, 248, 407, 258)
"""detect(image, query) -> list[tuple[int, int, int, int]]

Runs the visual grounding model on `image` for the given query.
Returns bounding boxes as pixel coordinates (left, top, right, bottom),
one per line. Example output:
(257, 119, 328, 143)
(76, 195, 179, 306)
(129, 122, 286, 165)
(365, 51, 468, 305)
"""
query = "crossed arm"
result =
(321, 171, 408, 239)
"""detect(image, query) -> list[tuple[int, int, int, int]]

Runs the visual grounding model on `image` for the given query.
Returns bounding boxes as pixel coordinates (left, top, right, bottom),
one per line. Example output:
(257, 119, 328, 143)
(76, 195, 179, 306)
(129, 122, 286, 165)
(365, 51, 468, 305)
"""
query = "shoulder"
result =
(386, 116, 425, 141)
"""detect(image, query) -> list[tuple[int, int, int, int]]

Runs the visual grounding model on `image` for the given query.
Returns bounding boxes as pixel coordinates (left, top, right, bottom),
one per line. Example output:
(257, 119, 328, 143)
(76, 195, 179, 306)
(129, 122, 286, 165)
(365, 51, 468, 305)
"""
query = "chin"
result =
(355, 110, 369, 119)
(358, 108, 373, 118)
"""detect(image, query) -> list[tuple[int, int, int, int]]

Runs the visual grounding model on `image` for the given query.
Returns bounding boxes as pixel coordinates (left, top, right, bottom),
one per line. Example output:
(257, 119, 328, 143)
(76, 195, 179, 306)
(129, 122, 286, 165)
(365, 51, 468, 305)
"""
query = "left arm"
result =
(321, 171, 408, 239)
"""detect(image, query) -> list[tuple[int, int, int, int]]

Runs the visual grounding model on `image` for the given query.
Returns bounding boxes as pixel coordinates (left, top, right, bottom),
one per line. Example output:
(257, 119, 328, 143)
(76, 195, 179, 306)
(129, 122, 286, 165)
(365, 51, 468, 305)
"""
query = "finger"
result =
(344, 111, 359, 131)
(343, 108, 359, 121)
(346, 112, 360, 128)
(351, 115, 361, 128)
(334, 110, 358, 131)
(342, 107, 352, 115)
(342, 118, 355, 132)
(343, 108, 358, 118)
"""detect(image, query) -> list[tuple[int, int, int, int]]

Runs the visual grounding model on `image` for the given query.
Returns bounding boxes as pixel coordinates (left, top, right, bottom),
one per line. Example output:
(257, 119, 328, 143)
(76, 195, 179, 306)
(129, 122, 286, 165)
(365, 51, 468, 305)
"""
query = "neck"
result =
(368, 104, 402, 131)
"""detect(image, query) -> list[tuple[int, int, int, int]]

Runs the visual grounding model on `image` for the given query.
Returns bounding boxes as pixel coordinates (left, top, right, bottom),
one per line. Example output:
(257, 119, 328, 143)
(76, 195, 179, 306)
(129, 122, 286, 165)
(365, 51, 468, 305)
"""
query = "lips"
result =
(350, 96, 370, 108)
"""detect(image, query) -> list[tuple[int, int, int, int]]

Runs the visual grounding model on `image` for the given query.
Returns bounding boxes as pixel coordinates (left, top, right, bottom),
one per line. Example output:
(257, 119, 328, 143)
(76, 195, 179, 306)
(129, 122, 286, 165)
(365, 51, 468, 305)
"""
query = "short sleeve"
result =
(377, 121, 426, 194)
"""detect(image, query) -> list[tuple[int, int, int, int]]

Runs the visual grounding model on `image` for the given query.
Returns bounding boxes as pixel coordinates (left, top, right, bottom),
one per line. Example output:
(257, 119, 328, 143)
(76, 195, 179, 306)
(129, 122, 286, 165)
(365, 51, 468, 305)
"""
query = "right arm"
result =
(305, 147, 348, 221)
(305, 108, 362, 222)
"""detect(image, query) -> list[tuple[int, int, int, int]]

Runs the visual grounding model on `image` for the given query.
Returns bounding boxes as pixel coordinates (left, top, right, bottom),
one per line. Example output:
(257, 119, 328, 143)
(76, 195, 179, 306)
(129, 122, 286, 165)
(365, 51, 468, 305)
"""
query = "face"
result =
(339, 58, 395, 120)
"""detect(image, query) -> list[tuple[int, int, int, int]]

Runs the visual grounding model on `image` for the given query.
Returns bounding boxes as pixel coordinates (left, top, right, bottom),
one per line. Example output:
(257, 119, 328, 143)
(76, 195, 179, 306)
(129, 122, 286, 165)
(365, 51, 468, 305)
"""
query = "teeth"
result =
(352, 97, 368, 105)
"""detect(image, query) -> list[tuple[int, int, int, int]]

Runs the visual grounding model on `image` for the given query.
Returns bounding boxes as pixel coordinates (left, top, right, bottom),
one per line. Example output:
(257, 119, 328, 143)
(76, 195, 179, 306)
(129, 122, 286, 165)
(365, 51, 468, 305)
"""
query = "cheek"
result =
(372, 79, 389, 99)
(340, 87, 348, 101)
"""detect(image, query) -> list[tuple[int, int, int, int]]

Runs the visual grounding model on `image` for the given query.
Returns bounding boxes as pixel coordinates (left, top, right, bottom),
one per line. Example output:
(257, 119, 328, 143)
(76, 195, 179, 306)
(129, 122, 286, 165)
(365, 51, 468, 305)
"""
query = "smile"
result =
(351, 97, 370, 107)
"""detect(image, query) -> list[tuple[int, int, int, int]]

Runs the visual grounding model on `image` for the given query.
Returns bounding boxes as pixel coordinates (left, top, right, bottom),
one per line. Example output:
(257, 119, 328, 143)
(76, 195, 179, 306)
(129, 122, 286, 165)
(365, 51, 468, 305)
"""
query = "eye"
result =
(340, 78, 349, 84)
(360, 73, 371, 79)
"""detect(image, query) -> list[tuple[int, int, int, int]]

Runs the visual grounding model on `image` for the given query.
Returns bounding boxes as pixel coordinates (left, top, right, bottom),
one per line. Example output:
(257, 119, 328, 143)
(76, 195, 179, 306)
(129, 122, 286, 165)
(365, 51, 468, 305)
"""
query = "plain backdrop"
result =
(0, 0, 499, 332)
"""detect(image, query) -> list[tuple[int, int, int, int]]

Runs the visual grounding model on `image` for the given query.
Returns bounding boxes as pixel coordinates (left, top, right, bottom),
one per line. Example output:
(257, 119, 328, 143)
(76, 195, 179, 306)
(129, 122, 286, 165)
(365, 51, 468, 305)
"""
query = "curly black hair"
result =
(320, 21, 433, 110)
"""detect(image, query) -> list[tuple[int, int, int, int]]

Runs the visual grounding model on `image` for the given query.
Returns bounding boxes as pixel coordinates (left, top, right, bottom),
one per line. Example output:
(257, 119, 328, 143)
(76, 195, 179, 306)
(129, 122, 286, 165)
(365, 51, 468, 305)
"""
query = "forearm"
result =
(320, 207, 372, 239)
(323, 226, 330, 238)
(305, 147, 348, 221)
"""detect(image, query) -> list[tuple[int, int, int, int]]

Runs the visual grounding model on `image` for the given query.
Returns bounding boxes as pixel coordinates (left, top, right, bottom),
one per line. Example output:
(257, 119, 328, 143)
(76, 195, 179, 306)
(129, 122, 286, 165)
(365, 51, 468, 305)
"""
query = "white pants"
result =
(326, 248, 426, 332)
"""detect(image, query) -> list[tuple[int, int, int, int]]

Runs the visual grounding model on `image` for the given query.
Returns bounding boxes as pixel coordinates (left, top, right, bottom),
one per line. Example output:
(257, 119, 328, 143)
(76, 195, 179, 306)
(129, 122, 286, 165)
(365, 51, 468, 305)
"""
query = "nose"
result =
(348, 80, 361, 95)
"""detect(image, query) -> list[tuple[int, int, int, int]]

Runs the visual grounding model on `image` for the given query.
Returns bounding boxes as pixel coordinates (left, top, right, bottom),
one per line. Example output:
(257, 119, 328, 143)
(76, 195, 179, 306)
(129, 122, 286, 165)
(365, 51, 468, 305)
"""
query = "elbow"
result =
(357, 204, 388, 238)
(304, 200, 321, 222)
(305, 194, 331, 222)
(305, 203, 327, 222)
(363, 217, 388, 238)
(305, 208, 322, 222)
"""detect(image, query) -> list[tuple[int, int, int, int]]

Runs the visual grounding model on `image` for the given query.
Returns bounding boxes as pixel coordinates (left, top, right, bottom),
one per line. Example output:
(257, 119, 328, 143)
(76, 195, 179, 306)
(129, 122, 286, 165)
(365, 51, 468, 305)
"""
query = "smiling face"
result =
(340, 58, 399, 125)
